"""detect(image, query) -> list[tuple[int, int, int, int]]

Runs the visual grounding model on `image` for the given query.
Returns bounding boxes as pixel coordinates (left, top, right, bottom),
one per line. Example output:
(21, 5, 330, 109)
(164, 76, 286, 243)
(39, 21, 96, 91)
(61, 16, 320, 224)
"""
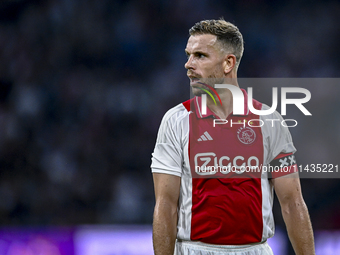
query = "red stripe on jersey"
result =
(191, 178, 263, 244)
(189, 97, 264, 244)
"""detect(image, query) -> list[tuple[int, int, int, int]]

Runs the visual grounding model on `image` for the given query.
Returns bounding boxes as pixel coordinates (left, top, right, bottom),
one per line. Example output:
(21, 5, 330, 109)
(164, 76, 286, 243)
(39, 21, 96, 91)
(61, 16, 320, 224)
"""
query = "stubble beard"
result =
(191, 75, 225, 97)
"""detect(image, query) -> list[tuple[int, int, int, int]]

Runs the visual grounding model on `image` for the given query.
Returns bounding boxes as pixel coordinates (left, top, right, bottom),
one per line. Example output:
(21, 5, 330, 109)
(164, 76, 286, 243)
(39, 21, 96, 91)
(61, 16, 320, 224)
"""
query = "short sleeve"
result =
(260, 104, 298, 178)
(151, 106, 184, 177)
(261, 105, 297, 165)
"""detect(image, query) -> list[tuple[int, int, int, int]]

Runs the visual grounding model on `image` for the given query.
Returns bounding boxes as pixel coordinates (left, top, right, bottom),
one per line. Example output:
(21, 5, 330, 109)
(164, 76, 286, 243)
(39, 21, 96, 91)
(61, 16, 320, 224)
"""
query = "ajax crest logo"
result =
(237, 127, 256, 145)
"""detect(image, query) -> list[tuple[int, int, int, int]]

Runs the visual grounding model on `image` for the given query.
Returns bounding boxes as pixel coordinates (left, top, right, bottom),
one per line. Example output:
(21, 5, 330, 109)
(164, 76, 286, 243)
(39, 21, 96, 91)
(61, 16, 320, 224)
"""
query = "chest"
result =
(188, 115, 264, 178)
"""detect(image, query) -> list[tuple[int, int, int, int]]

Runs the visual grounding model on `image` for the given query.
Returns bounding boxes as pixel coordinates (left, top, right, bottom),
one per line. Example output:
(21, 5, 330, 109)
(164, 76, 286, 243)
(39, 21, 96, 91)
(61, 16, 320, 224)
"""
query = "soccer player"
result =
(151, 19, 315, 255)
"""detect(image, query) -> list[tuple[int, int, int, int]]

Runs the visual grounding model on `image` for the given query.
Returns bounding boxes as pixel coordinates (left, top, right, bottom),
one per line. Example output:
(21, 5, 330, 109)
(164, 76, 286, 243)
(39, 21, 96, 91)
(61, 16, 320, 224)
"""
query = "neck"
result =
(206, 75, 239, 120)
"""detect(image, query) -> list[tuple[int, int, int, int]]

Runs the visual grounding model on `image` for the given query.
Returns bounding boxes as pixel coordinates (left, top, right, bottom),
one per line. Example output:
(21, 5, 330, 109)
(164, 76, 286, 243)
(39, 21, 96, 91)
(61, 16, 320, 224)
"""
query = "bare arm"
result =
(272, 172, 315, 255)
(152, 173, 181, 255)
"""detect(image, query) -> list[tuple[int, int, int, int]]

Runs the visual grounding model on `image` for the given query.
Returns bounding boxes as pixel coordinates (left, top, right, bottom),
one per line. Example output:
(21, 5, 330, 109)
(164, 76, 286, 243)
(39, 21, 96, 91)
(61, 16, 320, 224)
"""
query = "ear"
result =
(223, 54, 237, 74)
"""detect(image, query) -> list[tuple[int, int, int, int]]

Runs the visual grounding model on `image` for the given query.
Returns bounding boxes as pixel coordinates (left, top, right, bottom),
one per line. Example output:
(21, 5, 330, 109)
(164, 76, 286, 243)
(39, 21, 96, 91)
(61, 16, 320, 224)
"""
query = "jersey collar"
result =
(193, 88, 250, 119)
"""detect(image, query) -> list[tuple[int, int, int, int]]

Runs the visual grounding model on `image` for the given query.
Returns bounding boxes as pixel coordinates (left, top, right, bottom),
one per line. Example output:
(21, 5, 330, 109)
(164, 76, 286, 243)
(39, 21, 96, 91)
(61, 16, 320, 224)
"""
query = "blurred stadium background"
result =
(0, 0, 339, 254)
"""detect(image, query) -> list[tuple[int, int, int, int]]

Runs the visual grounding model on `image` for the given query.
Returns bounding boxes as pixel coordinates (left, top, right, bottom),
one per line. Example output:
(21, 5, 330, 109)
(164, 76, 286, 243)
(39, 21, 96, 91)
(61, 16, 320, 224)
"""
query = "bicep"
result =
(272, 172, 304, 206)
(153, 173, 181, 207)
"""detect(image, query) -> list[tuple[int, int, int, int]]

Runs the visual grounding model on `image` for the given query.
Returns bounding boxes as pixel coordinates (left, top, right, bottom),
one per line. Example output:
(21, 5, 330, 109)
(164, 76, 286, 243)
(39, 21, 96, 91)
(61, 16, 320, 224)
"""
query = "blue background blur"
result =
(0, 0, 339, 254)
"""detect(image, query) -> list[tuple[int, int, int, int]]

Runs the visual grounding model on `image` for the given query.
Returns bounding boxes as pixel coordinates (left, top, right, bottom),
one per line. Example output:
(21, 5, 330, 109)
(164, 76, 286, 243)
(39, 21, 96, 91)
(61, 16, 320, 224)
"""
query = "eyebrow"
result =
(185, 50, 207, 56)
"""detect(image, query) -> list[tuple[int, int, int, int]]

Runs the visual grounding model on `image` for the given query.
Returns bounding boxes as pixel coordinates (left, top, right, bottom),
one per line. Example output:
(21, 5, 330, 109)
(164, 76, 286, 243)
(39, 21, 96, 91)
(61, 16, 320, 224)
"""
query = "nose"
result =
(185, 55, 195, 70)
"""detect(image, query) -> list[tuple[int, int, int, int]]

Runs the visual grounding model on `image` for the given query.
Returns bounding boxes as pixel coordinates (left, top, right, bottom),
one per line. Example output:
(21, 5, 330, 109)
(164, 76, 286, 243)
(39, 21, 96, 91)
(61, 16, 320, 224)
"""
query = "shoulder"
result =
(155, 100, 192, 144)
(161, 99, 192, 126)
(260, 103, 285, 121)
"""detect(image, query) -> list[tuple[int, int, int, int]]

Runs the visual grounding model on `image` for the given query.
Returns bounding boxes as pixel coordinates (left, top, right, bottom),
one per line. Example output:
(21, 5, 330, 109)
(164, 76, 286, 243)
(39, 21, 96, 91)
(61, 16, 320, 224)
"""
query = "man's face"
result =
(185, 34, 226, 96)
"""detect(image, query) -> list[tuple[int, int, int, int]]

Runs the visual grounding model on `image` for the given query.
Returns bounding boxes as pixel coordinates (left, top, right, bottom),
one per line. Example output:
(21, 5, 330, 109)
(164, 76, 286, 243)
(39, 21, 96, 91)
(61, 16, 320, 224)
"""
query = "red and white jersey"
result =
(151, 89, 297, 245)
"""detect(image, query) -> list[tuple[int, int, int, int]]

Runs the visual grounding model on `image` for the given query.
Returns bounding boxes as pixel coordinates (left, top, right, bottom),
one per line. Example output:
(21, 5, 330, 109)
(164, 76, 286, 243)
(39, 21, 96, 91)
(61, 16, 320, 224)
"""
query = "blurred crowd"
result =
(0, 0, 339, 230)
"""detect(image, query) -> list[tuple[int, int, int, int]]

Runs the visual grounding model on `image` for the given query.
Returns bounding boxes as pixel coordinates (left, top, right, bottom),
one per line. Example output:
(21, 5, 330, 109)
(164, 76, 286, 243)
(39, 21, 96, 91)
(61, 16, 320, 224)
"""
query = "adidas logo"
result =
(197, 131, 213, 142)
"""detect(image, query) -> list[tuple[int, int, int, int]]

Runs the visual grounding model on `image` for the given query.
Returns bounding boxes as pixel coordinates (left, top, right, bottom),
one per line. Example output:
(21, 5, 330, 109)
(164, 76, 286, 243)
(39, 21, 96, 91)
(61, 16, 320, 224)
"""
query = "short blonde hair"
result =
(189, 19, 244, 69)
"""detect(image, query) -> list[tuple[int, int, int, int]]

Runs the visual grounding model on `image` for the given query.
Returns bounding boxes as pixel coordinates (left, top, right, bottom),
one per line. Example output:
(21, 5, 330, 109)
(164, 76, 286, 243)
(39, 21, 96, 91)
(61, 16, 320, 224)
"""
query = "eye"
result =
(197, 53, 205, 58)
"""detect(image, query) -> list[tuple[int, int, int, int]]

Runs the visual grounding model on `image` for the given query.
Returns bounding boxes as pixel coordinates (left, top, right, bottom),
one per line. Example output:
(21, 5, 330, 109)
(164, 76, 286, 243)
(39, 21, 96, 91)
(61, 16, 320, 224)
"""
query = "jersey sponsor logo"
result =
(197, 131, 213, 141)
(194, 152, 260, 175)
(237, 127, 256, 145)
